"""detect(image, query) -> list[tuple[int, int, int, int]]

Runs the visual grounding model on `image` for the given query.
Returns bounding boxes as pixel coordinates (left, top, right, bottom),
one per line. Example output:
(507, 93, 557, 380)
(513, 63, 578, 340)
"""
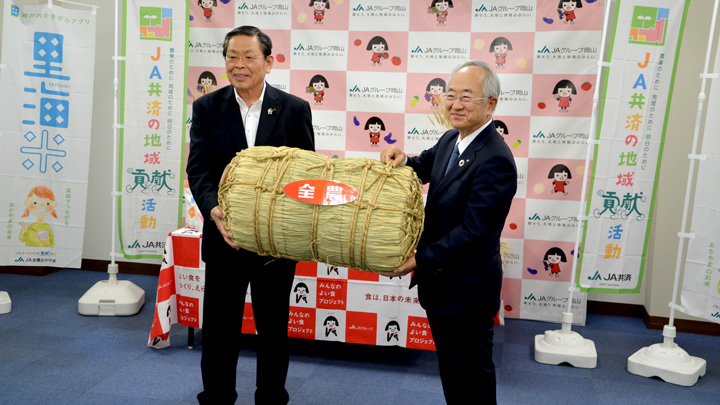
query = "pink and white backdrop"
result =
(179, 0, 607, 337)
(133, 0, 614, 350)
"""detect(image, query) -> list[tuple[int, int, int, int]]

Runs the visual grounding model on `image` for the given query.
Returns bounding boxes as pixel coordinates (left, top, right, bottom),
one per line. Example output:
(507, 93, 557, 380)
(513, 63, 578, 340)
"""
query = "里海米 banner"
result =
(578, 0, 689, 293)
(0, 1, 97, 268)
(119, 0, 189, 259)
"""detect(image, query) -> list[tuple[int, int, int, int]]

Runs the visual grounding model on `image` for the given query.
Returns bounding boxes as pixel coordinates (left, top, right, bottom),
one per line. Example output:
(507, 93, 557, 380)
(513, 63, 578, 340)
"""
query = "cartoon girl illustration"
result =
(324, 316, 339, 337)
(366, 36, 389, 66)
(309, 0, 330, 24)
(548, 164, 572, 195)
(494, 120, 509, 137)
(429, 0, 453, 26)
(489, 37, 513, 69)
(558, 0, 582, 25)
(307, 74, 329, 105)
(365, 116, 385, 147)
(425, 78, 446, 109)
(194, 71, 217, 101)
(543, 247, 567, 278)
(294, 282, 309, 304)
(385, 320, 400, 342)
(19, 185, 57, 247)
(553, 79, 577, 113)
(198, 0, 216, 22)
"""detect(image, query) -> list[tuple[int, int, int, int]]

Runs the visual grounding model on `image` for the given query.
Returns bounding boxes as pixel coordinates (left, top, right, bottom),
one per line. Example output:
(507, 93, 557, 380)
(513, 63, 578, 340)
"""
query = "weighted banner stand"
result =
(626, 0, 719, 387)
(78, 0, 144, 316)
(533, 0, 615, 369)
(0, 290, 10, 314)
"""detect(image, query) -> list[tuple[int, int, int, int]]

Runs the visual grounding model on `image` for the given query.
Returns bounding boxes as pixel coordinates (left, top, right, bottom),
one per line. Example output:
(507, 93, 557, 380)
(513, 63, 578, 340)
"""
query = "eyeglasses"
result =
(225, 54, 263, 64)
(444, 94, 492, 104)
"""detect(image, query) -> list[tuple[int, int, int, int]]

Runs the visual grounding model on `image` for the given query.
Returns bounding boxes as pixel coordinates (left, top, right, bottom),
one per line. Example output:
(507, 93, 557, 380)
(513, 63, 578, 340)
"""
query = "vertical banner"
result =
(578, 0, 688, 293)
(119, 0, 189, 259)
(680, 39, 720, 323)
(183, 0, 606, 328)
(0, 1, 97, 268)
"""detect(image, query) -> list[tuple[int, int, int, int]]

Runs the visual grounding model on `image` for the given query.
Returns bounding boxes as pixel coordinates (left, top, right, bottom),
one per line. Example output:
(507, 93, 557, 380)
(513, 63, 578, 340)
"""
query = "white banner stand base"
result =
(0, 291, 11, 314)
(627, 325, 706, 386)
(534, 312, 597, 368)
(78, 264, 145, 316)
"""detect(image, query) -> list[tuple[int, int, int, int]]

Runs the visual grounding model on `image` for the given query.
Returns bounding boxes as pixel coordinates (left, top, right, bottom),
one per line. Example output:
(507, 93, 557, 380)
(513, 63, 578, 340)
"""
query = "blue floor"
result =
(1, 269, 718, 404)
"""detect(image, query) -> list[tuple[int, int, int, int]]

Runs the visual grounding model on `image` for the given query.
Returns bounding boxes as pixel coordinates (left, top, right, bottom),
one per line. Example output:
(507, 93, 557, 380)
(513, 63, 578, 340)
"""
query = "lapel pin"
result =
(459, 159, 466, 167)
(267, 108, 275, 115)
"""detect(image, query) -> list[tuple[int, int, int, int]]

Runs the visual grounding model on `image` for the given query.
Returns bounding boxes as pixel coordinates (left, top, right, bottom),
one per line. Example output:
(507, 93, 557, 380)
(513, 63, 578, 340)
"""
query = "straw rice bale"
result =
(218, 146, 424, 273)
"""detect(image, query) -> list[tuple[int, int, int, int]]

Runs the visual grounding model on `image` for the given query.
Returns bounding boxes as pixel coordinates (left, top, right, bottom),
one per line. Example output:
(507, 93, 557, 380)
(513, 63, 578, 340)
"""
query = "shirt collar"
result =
(233, 81, 266, 109)
(456, 119, 493, 155)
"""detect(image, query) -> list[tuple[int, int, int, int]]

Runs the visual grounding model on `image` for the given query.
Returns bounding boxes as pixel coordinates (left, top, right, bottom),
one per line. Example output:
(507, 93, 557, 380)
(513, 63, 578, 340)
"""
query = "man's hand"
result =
(380, 146, 407, 168)
(210, 205, 238, 250)
(377, 256, 416, 278)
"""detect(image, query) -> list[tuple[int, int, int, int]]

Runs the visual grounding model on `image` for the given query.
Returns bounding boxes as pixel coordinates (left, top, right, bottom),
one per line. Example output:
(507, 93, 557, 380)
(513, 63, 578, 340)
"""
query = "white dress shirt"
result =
(233, 82, 266, 148)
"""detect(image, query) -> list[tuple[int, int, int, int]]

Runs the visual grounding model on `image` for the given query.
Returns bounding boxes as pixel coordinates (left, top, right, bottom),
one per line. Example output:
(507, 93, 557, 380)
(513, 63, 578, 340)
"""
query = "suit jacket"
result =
(407, 123, 517, 317)
(186, 83, 315, 264)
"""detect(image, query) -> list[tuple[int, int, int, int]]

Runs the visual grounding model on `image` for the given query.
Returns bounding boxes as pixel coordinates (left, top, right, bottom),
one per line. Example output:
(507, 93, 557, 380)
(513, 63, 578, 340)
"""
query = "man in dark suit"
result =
(186, 26, 314, 404)
(380, 60, 516, 404)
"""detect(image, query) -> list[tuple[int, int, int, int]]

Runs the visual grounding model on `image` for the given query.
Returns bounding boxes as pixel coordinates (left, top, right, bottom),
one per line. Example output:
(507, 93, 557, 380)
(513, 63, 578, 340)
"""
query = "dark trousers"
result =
(197, 257, 296, 405)
(426, 310, 497, 405)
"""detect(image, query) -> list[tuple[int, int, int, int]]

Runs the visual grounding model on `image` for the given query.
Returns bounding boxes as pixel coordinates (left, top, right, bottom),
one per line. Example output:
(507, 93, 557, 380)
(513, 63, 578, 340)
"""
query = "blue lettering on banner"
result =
(21, 31, 71, 174)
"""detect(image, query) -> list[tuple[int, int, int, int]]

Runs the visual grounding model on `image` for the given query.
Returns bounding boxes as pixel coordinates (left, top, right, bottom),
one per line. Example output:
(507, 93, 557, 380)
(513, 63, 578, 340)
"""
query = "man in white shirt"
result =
(187, 25, 314, 404)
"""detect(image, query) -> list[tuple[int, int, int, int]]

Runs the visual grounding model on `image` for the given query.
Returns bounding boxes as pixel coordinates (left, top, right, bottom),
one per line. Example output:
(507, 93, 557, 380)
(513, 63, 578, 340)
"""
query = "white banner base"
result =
(628, 325, 706, 387)
(0, 291, 11, 314)
(78, 264, 145, 316)
(534, 311, 597, 368)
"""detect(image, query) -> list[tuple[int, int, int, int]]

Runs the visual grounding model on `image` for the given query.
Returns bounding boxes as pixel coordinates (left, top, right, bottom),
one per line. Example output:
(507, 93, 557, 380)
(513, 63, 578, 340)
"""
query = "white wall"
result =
(1, 0, 718, 320)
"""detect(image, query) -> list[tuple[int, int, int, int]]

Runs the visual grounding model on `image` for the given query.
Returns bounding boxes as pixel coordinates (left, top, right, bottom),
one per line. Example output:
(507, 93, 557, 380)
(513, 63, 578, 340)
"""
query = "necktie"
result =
(444, 143, 460, 176)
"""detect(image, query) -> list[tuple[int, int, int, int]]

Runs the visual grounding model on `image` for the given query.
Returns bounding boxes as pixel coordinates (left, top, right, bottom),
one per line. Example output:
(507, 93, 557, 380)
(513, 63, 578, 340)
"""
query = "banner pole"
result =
(111, 0, 119, 276)
(626, 0, 718, 387)
(78, 0, 145, 316)
(533, 0, 615, 369)
(0, 32, 10, 314)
